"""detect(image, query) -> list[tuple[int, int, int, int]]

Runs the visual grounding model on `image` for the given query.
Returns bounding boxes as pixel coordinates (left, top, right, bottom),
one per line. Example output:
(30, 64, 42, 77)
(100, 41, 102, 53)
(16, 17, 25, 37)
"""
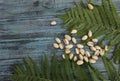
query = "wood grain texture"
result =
(0, 0, 120, 80)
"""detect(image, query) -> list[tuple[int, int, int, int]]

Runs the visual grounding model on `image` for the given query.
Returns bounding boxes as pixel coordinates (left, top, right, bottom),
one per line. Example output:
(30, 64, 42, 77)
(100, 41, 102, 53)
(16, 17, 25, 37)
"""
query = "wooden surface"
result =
(0, 0, 120, 80)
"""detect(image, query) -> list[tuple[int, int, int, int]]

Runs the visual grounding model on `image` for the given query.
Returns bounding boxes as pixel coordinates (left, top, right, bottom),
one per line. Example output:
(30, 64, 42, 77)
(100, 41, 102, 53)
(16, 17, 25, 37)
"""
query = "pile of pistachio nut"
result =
(53, 29, 108, 65)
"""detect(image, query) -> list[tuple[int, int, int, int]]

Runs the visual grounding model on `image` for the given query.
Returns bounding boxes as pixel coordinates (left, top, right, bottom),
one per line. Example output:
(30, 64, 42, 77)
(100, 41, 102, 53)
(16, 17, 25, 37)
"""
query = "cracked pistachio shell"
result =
(89, 59, 96, 63)
(75, 48, 79, 54)
(69, 53, 74, 60)
(92, 38, 98, 43)
(95, 45, 101, 50)
(62, 54, 65, 59)
(77, 44, 84, 49)
(79, 49, 85, 55)
(55, 37, 61, 43)
(72, 37, 77, 44)
(88, 4, 94, 10)
(59, 43, 64, 49)
(51, 20, 57, 26)
(90, 46, 96, 51)
(82, 35, 88, 40)
(65, 49, 71, 54)
(87, 41, 94, 47)
(73, 56, 77, 61)
(88, 30, 92, 37)
(100, 49, 105, 56)
(65, 35, 71, 41)
(85, 51, 91, 57)
(71, 29, 77, 34)
(79, 54, 83, 60)
(94, 50, 100, 56)
(84, 56, 89, 62)
(53, 43, 59, 48)
(92, 55, 98, 60)
(77, 60, 84, 65)
(105, 45, 108, 51)
(65, 44, 73, 49)
(63, 38, 69, 45)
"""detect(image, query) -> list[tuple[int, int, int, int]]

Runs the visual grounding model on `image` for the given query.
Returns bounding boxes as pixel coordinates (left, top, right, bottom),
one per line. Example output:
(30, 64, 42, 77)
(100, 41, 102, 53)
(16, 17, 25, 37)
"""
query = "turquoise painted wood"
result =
(0, 0, 120, 80)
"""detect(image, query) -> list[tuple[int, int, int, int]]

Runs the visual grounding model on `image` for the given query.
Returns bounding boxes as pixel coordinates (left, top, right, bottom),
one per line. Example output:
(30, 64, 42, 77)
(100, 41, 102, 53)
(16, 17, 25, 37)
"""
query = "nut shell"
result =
(82, 35, 88, 40)
(85, 51, 91, 57)
(87, 41, 94, 47)
(71, 29, 77, 34)
(77, 60, 84, 65)
(79, 49, 85, 55)
(88, 30, 92, 37)
(65, 44, 73, 49)
(63, 39, 69, 45)
(92, 55, 98, 60)
(84, 56, 89, 62)
(65, 49, 71, 54)
(77, 44, 84, 49)
(65, 35, 71, 41)
(90, 46, 96, 51)
(59, 43, 64, 49)
(89, 59, 96, 63)
(79, 54, 83, 60)
(53, 43, 59, 48)
(72, 37, 77, 44)
(55, 37, 61, 43)
(75, 48, 79, 54)
(69, 53, 74, 60)
(105, 45, 108, 51)
(92, 38, 98, 43)
(51, 20, 57, 26)
(62, 54, 65, 59)
(88, 4, 94, 10)
(74, 56, 77, 61)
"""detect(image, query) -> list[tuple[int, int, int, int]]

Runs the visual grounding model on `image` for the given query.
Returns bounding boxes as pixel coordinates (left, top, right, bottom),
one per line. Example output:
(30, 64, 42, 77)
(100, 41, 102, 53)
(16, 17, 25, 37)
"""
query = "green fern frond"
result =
(102, 57, 120, 81)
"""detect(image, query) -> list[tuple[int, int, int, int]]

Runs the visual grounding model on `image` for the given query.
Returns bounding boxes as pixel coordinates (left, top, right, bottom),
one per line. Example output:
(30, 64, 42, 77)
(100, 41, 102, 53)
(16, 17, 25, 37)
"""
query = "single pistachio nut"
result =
(59, 43, 64, 49)
(65, 44, 73, 49)
(75, 48, 79, 54)
(79, 54, 83, 60)
(74, 56, 78, 61)
(88, 3, 94, 10)
(65, 35, 71, 41)
(72, 37, 77, 44)
(85, 51, 91, 57)
(104, 45, 108, 51)
(95, 45, 101, 50)
(65, 49, 71, 54)
(89, 59, 96, 63)
(77, 60, 84, 65)
(90, 46, 96, 51)
(94, 50, 100, 56)
(62, 54, 65, 59)
(71, 29, 77, 34)
(88, 30, 92, 37)
(79, 49, 85, 55)
(77, 44, 84, 49)
(84, 56, 89, 62)
(63, 38, 69, 45)
(100, 49, 105, 56)
(87, 41, 94, 47)
(53, 43, 59, 48)
(82, 35, 88, 41)
(92, 55, 98, 60)
(51, 20, 57, 26)
(69, 53, 74, 60)
(92, 38, 98, 43)
(55, 37, 61, 43)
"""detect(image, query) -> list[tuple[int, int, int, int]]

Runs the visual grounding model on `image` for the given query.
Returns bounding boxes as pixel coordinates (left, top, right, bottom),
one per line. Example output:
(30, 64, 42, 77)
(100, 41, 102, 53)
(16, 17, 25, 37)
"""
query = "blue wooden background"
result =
(0, 0, 120, 81)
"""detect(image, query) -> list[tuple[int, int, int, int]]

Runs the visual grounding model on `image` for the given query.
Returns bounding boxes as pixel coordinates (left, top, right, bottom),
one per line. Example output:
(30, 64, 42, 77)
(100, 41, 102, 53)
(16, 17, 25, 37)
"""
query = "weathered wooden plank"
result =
(0, 0, 120, 80)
